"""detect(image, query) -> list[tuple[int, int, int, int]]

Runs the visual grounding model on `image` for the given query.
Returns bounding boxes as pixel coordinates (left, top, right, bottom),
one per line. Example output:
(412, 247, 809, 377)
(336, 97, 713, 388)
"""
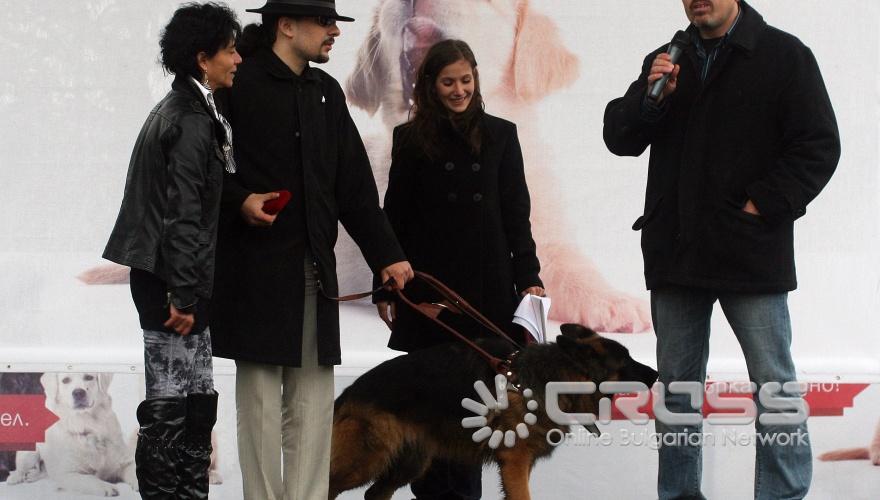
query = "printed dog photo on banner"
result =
(0, 371, 227, 498)
(337, 0, 652, 333)
(4, 373, 136, 496)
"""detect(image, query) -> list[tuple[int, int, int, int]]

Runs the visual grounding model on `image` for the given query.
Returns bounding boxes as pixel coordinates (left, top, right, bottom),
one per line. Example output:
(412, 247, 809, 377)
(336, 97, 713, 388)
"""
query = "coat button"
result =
(444, 162, 455, 172)
(447, 193, 457, 202)
(472, 163, 481, 172)
(473, 193, 483, 202)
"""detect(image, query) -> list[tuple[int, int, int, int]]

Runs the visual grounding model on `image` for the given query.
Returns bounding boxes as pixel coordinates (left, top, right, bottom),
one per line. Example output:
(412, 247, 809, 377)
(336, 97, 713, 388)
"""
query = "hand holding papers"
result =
(512, 294, 551, 343)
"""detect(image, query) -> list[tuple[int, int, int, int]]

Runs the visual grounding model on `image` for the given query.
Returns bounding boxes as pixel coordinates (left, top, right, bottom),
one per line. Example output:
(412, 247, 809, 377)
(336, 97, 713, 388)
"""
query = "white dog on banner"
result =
(7, 372, 138, 496)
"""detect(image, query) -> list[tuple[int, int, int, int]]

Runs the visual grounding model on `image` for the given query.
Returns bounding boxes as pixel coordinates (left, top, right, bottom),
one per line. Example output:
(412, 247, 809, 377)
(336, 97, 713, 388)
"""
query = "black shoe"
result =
(135, 397, 187, 499)
(176, 391, 218, 500)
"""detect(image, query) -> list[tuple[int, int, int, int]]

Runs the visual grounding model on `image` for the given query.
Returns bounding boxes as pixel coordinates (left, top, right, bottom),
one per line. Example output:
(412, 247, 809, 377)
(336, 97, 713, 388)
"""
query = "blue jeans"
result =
(652, 287, 811, 500)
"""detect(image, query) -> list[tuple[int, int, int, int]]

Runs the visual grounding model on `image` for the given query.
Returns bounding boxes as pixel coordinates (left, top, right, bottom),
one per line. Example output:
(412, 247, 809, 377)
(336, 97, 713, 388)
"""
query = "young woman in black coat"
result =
(374, 39, 544, 500)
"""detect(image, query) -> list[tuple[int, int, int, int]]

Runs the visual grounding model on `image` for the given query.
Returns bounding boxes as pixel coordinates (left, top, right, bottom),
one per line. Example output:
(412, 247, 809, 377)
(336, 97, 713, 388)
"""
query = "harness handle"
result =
(321, 270, 522, 376)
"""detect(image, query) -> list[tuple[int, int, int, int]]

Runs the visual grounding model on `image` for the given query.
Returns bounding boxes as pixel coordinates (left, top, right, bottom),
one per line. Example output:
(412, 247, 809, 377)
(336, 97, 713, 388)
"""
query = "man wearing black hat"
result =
(210, 1, 413, 499)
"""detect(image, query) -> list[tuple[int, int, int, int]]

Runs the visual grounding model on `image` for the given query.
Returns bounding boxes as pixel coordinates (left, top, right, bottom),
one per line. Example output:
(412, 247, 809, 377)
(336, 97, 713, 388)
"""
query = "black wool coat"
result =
(380, 114, 542, 352)
(603, 1, 840, 292)
(211, 48, 405, 366)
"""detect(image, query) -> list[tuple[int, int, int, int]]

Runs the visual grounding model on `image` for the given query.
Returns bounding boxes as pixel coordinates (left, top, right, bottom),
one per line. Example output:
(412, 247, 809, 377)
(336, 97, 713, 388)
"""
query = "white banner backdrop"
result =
(0, 1, 878, 498)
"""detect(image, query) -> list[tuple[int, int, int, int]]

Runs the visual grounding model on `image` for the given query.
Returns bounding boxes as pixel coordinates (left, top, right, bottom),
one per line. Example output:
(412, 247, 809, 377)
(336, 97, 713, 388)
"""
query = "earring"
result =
(202, 71, 211, 92)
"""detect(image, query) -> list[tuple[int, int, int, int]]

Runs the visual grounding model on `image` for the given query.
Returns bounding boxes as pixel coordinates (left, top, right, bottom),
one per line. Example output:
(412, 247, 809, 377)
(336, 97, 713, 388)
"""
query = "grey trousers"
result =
(235, 259, 334, 500)
(143, 327, 214, 399)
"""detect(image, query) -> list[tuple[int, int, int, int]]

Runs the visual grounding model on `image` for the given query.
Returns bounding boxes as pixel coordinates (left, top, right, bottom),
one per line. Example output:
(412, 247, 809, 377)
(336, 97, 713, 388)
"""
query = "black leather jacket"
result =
(104, 76, 226, 309)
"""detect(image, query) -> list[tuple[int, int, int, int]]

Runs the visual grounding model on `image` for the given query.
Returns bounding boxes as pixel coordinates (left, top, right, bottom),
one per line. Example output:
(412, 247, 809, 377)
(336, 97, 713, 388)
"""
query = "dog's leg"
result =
(121, 459, 138, 492)
(77, 263, 131, 284)
(55, 472, 120, 497)
(538, 243, 652, 333)
(870, 418, 880, 465)
(209, 430, 223, 484)
(329, 410, 403, 498)
(818, 418, 880, 465)
(496, 447, 534, 500)
(6, 450, 44, 485)
(363, 451, 432, 500)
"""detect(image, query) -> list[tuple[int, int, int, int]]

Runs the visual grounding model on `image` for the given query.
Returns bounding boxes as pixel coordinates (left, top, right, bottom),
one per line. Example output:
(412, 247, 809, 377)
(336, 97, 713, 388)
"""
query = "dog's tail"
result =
(818, 447, 870, 461)
(77, 263, 131, 284)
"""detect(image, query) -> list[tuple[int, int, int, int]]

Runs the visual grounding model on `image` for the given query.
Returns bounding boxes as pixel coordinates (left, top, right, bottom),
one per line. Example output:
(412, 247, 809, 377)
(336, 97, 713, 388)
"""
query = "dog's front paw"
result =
(550, 281, 652, 333)
(6, 470, 25, 485)
(99, 484, 120, 497)
(59, 476, 120, 497)
(123, 464, 139, 491)
(870, 443, 880, 465)
(539, 244, 652, 333)
(6, 468, 44, 484)
(209, 469, 224, 484)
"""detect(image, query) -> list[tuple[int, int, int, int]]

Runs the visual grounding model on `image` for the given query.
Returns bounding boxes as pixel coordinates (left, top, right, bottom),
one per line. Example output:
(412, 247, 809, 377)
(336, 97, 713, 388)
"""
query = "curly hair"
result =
(409, 39, 485, 159)
(159, 2, 241, 79)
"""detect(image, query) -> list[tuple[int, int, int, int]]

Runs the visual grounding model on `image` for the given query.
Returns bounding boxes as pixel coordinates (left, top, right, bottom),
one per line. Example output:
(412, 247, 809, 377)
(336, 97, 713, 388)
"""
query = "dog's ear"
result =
(560, 323, 598, 340)
(345, 11, 388, 116)
(39, 372, 59, 411)
(509, 0, 580, 103)
(555, 334, 578, 351)
(97, 373, 113, 394)
(556, 334, 599, 364)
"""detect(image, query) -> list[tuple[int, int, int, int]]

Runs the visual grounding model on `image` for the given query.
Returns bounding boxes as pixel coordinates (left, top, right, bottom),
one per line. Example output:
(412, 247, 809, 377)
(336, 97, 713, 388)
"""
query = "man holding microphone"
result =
(603, 1, 839, 498)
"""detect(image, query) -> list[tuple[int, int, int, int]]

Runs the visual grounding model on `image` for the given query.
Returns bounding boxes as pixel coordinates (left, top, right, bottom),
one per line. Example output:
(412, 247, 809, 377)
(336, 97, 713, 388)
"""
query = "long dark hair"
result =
(409, 40, 485, 159)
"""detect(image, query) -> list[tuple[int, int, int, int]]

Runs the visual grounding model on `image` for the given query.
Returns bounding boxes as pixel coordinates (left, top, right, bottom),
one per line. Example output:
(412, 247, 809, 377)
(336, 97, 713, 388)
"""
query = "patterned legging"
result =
(143, 328, 215, 399)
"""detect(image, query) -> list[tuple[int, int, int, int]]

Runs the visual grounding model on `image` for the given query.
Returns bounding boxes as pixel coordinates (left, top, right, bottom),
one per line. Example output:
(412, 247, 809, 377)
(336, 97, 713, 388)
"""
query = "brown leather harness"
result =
(321, 271, 525, 386)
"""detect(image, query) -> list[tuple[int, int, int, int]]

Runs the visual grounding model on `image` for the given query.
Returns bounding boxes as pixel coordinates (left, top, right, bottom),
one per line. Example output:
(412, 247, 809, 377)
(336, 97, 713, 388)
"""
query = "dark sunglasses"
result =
(315, 16, 337, 27)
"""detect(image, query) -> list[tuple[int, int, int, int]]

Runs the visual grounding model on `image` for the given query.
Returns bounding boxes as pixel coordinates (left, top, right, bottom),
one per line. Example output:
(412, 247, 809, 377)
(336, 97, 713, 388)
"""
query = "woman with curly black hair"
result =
(102, 3, 240, 498)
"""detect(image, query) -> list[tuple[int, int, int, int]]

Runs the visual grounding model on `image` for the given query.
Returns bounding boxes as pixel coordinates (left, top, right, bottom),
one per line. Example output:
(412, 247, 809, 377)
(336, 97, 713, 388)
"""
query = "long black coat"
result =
(211, 48, 404, 366)
(603, 1, 839, 292)
(381, 114, 542, 352)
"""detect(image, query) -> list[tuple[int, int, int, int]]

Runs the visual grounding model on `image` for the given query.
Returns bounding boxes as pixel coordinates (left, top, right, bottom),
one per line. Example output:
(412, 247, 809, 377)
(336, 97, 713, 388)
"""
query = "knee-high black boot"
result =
(176, 391, 218, 500)
(135, 397, 187, 499)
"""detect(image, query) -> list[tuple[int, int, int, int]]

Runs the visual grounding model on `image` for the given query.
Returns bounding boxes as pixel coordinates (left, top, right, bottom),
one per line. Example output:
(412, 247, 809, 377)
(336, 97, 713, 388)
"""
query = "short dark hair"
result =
(159, 2, 241, 79)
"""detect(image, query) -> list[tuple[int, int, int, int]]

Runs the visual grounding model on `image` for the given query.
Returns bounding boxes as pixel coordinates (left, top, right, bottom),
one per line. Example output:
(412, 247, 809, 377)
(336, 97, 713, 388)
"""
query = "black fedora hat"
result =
(246, 0, 354, 22)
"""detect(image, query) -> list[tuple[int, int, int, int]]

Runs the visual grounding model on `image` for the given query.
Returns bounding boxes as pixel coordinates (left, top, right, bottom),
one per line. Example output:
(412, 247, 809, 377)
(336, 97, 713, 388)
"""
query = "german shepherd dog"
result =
(329, 324, 658, 499)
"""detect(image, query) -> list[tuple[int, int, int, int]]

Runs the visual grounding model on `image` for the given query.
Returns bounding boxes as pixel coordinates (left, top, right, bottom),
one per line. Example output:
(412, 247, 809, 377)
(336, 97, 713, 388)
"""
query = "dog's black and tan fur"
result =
(329, 324, 657, 500)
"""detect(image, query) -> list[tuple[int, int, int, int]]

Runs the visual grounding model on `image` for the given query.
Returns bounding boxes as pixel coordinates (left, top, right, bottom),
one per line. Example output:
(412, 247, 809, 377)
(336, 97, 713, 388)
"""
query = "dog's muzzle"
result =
(400, 17, 443, 105)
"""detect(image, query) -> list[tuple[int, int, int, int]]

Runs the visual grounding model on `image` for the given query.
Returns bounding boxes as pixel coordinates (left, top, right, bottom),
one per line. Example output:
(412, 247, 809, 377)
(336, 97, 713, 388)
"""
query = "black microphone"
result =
(648, 30, 691, 101)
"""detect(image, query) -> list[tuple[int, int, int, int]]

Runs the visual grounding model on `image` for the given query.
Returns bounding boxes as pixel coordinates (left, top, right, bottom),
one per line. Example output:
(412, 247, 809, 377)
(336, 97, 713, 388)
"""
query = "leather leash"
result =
(321, 271, 524, 378)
